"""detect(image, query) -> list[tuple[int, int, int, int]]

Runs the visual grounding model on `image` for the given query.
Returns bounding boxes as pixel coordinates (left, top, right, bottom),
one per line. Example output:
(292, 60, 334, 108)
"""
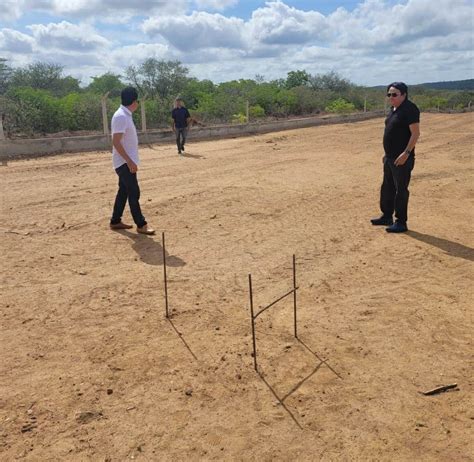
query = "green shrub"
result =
(325, 98, 356, 113)
(4, 87, 61, 134)
(58, 93, 102, 131)
(231, 113, 247, 124)
(249, 104, 265, 118)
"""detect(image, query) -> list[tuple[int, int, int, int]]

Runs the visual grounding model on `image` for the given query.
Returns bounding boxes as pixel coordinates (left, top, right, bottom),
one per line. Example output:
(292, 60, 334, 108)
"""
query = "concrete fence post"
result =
(0, 115, 5, 141)
(364, 97, 367, 113)
(141, 98, 147, 132)
(246, 100, 249, 124)
(101, 92, 110, 136)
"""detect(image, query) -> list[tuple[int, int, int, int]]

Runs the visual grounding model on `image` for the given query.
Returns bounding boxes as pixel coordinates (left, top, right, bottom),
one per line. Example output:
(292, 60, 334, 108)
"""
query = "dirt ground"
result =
(1, 113, 473, 461)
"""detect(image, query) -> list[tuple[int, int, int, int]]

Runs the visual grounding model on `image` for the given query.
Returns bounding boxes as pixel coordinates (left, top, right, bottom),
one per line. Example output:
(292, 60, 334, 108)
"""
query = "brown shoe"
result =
(110, 222, 133, 230)
(137, 225, 156, 235)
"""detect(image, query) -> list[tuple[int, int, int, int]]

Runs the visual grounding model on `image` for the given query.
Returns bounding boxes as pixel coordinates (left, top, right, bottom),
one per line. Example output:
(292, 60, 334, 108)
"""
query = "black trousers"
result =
(111, 163, 147, 228)
(175, 128, 187, 151)
(380, 155, 415, 224)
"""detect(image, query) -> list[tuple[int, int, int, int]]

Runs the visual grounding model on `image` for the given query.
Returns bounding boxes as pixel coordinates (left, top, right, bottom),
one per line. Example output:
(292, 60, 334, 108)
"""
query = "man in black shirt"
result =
(371, 82, 420, 233)
(171, 97, 191, 155)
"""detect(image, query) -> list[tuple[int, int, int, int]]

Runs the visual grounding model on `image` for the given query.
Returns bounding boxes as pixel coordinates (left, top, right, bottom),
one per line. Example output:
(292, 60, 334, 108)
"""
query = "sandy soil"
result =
(1, 113, 473, 461)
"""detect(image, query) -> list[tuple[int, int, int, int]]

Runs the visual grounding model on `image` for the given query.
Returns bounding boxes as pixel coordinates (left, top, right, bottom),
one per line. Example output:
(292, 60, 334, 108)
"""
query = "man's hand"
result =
(127, 160, 138, 173)
(394, 151, 409, 166)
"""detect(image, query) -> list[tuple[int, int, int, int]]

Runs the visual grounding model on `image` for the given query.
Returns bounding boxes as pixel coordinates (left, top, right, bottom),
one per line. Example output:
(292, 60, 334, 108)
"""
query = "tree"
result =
(87, 72, 124, 97)
(310, 71, 352, 93)
(5, 87, 62, 134)
(126, 59, 189, 99)
(286, 70, 310, 89)
(9, 62, 80, 96)
(0, 58, 12, 94)
(180, 78, 215, 109)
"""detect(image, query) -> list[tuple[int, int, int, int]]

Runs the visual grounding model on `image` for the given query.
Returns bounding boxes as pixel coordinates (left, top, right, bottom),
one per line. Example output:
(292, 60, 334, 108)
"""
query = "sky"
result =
(0, 0, 473, 86)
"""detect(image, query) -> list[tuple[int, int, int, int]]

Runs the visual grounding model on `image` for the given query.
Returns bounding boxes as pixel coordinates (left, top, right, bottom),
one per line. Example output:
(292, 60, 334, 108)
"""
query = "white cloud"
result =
(248, 1, 327, 45)
(0, 29, 35, 53)
(26, 21, 110, 53)
(109, 43, 172, 67)
(327, 0, 473, 50)
(0, 0, 472, 86)
(0, 1, 25, 21)
(0, 0, 189, 22)
(194, 0, 238, 11)
(142, 12, 245, 50)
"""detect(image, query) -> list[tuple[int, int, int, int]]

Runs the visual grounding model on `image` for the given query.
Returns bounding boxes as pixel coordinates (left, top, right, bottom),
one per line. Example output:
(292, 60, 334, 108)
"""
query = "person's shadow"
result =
(406, 230, 474, 262)
(180, 152, 205, 159)
(117, 230, 186, 267)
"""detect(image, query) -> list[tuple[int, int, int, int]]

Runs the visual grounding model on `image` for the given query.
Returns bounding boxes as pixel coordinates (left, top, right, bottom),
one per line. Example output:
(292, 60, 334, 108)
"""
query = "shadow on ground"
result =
(407, 230, 474, 262)
(116, 229, 186, 266)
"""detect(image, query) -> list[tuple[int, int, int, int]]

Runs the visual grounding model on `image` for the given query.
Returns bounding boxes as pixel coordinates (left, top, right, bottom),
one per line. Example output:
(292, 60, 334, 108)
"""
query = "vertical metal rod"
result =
(249, 274, 257, 371)
(293, 254, 297, 338)
(162, 232, 169, 318)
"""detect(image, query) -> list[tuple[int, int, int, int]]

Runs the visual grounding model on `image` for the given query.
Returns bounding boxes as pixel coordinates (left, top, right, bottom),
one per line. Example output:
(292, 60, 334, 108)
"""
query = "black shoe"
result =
(371, 216, 393, 226)
(386, 221, 408, 233)
(178, 150, 182, 155)
(181, 145, 185, 152)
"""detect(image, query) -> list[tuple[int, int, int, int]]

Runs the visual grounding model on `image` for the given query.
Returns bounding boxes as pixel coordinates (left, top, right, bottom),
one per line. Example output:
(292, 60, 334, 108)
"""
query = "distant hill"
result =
(371, 79, 474, 91)
(416, 79, 474, 90)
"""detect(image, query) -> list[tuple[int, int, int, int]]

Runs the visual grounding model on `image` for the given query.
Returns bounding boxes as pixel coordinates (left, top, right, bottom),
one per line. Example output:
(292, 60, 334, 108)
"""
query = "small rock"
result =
(185, 389, 193, 396)
(210, 214, 217, 219)
(107, 389, 113, 395)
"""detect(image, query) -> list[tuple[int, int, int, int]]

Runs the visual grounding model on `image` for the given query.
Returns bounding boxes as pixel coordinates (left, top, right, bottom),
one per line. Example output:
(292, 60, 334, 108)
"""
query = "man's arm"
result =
(171, 110, 176, 132)
(113, 132, 137, 173)
(394, 122, 420, 166)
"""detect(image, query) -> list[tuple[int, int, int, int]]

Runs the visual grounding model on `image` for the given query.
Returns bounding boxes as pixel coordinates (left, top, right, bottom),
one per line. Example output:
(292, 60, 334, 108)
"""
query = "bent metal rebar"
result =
(248, 255, 298, 372)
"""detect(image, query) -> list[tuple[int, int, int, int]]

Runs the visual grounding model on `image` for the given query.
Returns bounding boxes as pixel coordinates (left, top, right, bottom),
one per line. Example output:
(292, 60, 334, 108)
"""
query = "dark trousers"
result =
(380, 155, 415, 224)
(175, 128, 187, 152)
(111, 163, 146, 228)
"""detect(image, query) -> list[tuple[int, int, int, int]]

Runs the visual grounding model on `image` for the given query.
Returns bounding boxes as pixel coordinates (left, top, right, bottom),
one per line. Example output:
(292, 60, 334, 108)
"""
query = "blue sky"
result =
(1, 1, 472, 86)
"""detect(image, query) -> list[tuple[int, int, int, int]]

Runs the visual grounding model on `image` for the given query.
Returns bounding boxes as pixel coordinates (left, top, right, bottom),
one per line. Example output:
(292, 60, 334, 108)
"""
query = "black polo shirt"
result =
(171, 107, 191, 129)
(383, 99, 420, 158)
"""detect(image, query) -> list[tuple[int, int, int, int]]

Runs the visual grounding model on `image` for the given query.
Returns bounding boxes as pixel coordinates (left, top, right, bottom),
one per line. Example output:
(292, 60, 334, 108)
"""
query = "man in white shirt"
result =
(109, 87, 155, 235)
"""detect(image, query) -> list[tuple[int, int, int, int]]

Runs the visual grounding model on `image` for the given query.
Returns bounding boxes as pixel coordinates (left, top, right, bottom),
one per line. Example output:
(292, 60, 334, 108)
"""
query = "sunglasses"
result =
(387, 92, 400, 97)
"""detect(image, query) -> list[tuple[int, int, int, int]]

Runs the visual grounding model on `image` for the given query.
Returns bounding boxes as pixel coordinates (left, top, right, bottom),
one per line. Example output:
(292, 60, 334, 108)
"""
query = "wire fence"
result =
(0, 91, 471, 140)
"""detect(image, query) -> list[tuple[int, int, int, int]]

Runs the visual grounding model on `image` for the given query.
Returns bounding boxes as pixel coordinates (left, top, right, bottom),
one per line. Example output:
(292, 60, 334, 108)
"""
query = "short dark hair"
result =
(386, 81, 408, 97)
(121, 87, 138, 106)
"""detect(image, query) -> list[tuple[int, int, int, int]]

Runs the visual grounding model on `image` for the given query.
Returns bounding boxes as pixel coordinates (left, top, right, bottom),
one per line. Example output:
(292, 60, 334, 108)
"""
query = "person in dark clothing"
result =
(371, 82, 420, 233)
(171, 97, 191, 155)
